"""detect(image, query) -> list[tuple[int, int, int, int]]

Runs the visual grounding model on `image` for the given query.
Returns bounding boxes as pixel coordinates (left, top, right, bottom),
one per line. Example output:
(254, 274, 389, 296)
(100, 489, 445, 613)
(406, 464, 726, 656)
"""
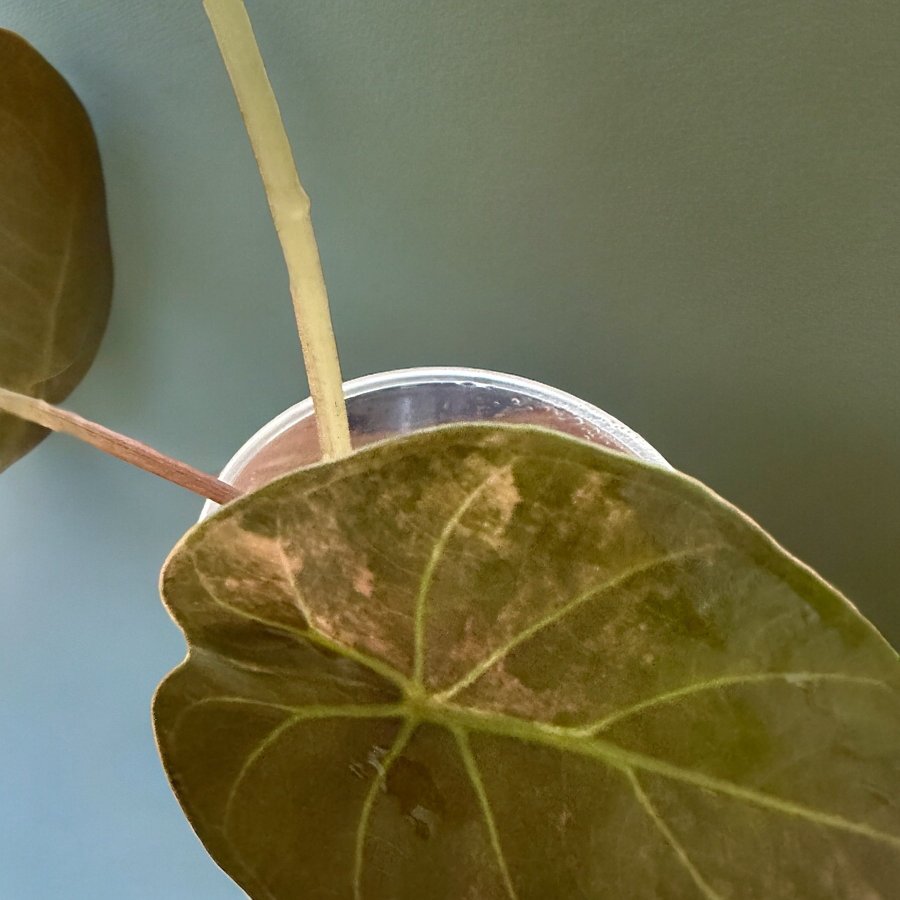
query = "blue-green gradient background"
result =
(1, 1, 898, 896)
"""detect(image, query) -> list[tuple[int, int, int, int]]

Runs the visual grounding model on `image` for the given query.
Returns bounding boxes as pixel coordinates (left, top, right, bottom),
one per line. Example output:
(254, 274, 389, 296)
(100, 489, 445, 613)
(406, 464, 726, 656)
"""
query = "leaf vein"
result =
(353, 719, 417, 900)
(432, 703, 900, 850)
(437, 543, 724, 700)
(0, 259, 44, 303)
(169, 695, 406, 744)
(617, 746, 900, 849)
(192, 561, 412, 692)
(580, 672, 890, 734)
(413, 470, 505, 686)
(272, 513, 317, 625)
(222, 704, 409, 834)
(626, 768, 723, 900)
(453, 727, 519, 900)
(37, 192, 77, 383)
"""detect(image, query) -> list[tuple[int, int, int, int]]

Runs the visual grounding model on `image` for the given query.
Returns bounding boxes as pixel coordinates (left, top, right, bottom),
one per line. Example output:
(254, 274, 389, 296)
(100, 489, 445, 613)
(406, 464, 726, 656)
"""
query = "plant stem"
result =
(0, 387, 239, 505)
(203, 0, 352, 461)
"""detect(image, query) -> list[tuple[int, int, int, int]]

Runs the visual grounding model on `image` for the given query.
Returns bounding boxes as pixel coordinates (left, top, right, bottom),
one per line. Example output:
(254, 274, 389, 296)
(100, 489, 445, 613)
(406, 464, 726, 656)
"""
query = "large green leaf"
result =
(155, 425, 899, 899)
(0, 29, 112, 471)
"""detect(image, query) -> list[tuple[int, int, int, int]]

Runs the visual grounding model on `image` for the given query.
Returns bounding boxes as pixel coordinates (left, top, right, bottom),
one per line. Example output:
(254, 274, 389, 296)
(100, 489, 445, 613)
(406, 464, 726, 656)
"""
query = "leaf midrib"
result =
(419, 698, 900, 849)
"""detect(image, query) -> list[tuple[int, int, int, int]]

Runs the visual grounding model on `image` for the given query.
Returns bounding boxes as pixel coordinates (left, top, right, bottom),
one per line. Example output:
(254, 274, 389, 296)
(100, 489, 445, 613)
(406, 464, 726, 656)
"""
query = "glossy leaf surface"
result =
(155, 425, 900, 899)
(0, 29, 112, 470)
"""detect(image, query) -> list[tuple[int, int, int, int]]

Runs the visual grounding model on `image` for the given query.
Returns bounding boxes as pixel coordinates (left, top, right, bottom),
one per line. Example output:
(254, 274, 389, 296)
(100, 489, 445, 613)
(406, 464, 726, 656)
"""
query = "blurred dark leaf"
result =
(0, 28, 112, 471)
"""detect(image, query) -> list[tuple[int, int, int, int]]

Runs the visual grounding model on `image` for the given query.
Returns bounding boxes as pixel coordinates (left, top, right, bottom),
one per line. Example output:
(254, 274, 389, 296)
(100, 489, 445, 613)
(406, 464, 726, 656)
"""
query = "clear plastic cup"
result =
(200, 367, 670, 520)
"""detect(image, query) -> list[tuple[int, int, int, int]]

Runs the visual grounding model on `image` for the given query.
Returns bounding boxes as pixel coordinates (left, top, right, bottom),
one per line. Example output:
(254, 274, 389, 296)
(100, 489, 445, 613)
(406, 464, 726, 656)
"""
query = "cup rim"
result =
(201, 366, 669, 519)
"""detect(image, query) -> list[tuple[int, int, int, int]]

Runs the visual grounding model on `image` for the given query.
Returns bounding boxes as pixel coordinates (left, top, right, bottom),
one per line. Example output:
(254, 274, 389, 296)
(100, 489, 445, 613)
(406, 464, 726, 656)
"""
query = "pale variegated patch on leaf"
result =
(0, 29, 112, 470)
(154, 425, 900, 900)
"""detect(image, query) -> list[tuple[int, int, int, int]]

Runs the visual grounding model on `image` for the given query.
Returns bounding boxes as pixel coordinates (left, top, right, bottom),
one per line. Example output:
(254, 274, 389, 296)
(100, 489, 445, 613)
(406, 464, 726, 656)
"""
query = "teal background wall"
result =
(1, 1, 897, 896)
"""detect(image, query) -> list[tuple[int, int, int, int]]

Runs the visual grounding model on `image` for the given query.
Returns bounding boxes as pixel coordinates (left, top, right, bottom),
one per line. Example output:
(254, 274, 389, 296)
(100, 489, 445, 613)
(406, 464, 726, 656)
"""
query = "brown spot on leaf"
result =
(353, 566, 375, 598)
